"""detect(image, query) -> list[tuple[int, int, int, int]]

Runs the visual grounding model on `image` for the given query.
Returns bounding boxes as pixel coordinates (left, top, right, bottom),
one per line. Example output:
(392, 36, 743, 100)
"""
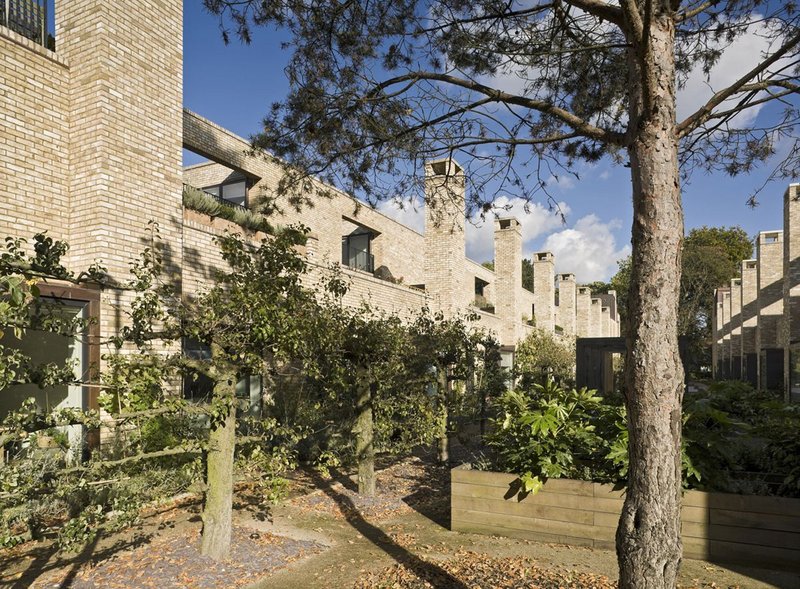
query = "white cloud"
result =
(376, 197, 425, 233)
(677, 18, 789, 127)
(465, 197, 569, 262)
(542, 214, 630, 282)
(545, 173, 577, 190)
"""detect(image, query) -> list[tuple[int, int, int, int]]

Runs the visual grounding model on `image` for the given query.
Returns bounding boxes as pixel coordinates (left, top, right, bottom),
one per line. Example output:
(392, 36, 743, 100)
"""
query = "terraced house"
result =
(0, 0, 618, 425)
(712, 184, 800, 402)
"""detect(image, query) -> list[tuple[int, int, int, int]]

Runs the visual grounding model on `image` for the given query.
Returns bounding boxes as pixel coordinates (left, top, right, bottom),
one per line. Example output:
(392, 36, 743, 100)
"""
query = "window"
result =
(182, 338, 263, 416)
(341, 229, 375, 272)
(0, 285, 100, 461)
(202, 179, 248, 208)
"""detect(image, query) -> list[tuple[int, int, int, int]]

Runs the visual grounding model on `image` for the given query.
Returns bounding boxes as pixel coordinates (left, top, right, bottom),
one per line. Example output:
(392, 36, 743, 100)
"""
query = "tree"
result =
(205, 1, 799, 584)
(514, 328, 576, 388)
(120, 226, 316, 560)
(680, 226, 753, 368)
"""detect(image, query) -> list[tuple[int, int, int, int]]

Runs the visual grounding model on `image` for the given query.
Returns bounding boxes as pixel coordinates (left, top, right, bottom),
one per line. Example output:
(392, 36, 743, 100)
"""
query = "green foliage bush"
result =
(486, 379, 800, 498)
(182, 184, 274, 234)
(513, 329, 575, 389)
(487, 380, 619, 492)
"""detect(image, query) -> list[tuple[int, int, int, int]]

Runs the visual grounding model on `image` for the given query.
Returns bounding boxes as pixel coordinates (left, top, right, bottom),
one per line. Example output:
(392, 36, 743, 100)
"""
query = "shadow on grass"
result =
(399, 462, 452, 529)
(1, 530, 153, 589)
(307, 469, 469, 589)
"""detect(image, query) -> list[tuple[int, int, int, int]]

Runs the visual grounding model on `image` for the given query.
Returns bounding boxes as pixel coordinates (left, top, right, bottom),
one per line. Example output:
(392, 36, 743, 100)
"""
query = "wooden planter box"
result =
(451, 465, 800, 571)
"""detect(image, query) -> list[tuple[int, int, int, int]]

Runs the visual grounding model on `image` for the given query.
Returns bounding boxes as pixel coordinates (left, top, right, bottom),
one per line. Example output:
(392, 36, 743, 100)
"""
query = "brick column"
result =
(494, 218, 523, 346)
(532, 252, 555, 332)
(589, 297, 603, 337)
(721, 289, 731, 379)
(58, 0, 184, 345)
(601, 306, 611, 337)
(740, 259, 759, 386)
(576, 286, 592, 337)
(557, 273, 577, 336)
(729, 278, 742, 380)
(756, 231, 784, 391)
(783, 184, 800, 401)
(424, 159, 467, 317)
(712, 290, 721, 379)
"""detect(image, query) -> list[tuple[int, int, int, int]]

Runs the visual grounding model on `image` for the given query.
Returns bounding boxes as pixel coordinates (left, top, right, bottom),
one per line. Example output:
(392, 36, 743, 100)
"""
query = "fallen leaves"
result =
(352, 551, 618, 589)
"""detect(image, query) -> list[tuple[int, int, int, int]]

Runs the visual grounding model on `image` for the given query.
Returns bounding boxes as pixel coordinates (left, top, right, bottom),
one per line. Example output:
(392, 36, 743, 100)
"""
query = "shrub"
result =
(486, 379, 618, 492)
(182, 184, 274, 234)
(513, 329, 575, 389)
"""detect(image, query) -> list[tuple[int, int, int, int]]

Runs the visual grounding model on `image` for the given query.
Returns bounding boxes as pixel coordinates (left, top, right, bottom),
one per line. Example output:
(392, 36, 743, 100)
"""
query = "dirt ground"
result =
(1, 456, 798, 588)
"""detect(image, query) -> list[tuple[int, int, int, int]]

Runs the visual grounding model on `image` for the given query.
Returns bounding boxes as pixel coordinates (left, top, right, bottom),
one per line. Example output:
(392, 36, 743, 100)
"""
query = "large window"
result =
(341, 229, 374, 273)
(0, 286, 100, 461)
(203, 179, 248, 208)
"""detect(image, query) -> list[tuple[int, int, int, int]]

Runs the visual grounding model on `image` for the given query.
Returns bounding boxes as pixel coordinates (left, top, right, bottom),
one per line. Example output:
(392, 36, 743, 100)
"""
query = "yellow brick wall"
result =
(0, 28, 70, 240)
(60, 0, 184, 280)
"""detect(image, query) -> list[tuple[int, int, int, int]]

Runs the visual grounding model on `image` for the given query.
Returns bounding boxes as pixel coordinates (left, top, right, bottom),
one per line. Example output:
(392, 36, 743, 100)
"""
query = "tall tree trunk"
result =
(200, 356, 237, 561)
(617, 7, 684, 588)
(436, 366, 449, 464)
(355, 364, 375, 497)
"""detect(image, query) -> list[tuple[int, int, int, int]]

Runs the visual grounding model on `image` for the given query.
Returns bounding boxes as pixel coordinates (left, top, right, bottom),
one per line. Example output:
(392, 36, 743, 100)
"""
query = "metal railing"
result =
(202, 189, 249, 212)
(1, 0, 49, 48)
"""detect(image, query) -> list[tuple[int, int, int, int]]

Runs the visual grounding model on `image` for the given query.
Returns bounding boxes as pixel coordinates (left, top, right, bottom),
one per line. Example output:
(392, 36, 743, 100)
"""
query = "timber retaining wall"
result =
(451, 465, 800, 571)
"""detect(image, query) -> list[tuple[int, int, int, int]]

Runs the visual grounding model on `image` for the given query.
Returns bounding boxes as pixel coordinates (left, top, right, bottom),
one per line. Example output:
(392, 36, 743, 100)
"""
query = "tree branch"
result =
(618, 0, 644, 41)
(372, 72, 626, 145)
(61, 444, 201, 475)
(562, 0, 625, 28)
(677, 31, 800, 138)
(676, 0, 721, 23)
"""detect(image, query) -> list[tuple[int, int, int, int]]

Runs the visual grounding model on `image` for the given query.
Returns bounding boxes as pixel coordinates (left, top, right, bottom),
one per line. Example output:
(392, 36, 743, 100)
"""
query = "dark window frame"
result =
(202, 178, 250, 209)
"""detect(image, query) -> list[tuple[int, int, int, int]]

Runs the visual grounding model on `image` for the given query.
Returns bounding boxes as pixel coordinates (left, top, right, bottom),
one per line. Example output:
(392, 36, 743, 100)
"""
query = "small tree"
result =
(409, 310, 483, 464)
(514, 328, 576, 389)
(119, 226, 315, 560)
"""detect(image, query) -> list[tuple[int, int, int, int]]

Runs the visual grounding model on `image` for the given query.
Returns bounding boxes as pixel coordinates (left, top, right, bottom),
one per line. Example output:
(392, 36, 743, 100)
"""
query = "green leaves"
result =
(513, 329, 575, 390)
(488, 379, 615, 486)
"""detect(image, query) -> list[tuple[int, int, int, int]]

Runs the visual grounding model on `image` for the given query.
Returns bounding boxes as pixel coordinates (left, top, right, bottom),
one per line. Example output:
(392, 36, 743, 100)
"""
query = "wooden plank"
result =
(451, 471, 595, 496)
(594, 539, 616, 551)
(451, 495, 594, 525)
(593, 482, 625, 499)
(538, 478, 595, 496)
(451, 507, 615, 542)
(682, 490, 710, 508)
(451, 468, 518, 489)
(709, 539, 800, 571)
(680, 505, 709, 524)
(682, 535, 712, 561)
(681, 520, 710, 540)
(593, 511, 619, 529)
(451, 481, 517, 500)
(708, 523, 800, 551)
(705, 492, 800, 517)
(452, 482, 593, 510)
(711, 508, 800, 533)
(591, 496, 625, 514)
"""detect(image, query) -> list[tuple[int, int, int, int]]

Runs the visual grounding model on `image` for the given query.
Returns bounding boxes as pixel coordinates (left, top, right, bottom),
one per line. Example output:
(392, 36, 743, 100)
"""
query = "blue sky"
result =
(183, 3, 796, 282)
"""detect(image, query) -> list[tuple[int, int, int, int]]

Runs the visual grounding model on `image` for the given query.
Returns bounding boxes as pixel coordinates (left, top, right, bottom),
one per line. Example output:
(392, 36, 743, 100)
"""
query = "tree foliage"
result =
(513, 328, 575, 389)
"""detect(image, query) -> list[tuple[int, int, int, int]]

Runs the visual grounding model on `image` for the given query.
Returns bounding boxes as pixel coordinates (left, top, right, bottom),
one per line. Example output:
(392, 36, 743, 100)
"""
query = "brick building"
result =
(712, 184, 800, 401)
(0, 1, 618, 422)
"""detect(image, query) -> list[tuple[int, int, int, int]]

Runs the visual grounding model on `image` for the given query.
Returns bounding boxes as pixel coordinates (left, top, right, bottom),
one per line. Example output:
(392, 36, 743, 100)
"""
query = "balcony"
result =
(341, 230, 375, 273)
(1, 0, 53, 49)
